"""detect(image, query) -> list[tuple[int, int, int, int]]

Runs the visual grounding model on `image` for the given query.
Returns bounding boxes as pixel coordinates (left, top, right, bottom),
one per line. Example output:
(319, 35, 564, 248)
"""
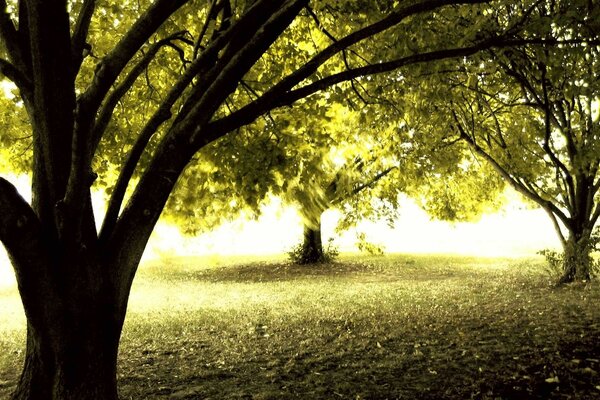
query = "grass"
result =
(2, 254, 600, 399)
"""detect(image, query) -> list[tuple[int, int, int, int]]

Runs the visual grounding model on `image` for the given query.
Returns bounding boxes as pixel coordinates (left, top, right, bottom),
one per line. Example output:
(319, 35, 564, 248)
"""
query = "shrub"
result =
(538, 228, 600, 279)
(287, 237, 339, 264)
(356, 232, 385, 256)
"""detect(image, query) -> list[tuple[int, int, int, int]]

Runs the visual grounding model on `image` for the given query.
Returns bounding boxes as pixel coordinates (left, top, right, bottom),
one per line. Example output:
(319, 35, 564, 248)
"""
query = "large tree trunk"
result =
(298, 213, 326, 264)
(12, 314, 121, 400)
(558, 229, 592, 284)
(0, 177, 131, 400)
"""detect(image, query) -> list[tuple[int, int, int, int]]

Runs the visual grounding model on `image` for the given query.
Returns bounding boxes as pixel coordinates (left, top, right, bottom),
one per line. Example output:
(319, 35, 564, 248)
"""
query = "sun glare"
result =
(144, 193, 560, 261)
(0, 172, 561, 289)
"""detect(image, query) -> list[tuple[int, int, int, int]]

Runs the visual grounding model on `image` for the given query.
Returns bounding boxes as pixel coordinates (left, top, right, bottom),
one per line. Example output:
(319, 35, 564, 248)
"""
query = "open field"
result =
(2, 254, 600, 399)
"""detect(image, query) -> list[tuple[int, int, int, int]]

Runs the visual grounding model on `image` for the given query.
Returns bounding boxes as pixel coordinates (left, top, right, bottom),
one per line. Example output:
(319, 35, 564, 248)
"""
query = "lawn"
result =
(2, 254, 600, 399)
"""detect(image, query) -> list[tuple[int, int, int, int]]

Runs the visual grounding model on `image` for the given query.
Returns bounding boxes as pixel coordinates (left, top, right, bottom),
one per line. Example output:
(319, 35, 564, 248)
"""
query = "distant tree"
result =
(0, 0, 545, 397)
(410, 1, 600, 282)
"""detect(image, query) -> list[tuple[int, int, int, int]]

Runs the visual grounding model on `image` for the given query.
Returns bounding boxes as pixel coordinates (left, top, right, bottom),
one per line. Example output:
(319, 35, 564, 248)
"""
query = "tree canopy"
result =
(0, 0, 589, 398)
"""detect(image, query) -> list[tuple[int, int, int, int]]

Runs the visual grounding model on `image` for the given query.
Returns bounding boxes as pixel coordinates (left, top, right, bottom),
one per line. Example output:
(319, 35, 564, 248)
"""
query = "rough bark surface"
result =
(12, 322, 121, 400)
(559, 232, 592, 284)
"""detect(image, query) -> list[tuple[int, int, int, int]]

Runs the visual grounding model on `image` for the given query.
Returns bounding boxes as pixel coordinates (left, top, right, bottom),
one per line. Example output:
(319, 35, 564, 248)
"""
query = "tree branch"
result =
(456, 117, 571, 227)
(542, 205, 567, 248)
(0, 57, 31, 93)
(182, 0, 308, 142)
(331, 166, 397, 206)
(80, 0, 191, 115)
(90, 31, 190, 153)
(205, 40, 507, 140)
(0, 177, 57, 325)
(539, 63, 576, 212)
(239, 0, 493, 119)
(71, 0, 96, 74)
(101, 0, 308, 289)
(0, 0, 26, 71)
(98, 0, 289, 242)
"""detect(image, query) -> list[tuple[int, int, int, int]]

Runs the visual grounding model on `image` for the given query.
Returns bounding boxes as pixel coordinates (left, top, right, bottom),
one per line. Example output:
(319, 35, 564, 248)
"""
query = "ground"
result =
(1, 254, 600, 399)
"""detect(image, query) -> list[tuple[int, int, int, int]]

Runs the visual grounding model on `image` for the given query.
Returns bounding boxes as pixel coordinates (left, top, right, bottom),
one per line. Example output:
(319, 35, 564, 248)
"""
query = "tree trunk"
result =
(558, 230, 592, 284)
(298, 213, 326, 264)
(10, 267, 125, 400)
(12, 325, 120, 400)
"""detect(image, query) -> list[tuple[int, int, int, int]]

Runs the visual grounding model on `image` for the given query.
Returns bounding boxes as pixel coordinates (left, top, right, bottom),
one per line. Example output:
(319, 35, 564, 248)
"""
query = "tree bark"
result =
(11, 313, 121, 400)
(298, 213, 326, 264)
(558, 230, 593, 284)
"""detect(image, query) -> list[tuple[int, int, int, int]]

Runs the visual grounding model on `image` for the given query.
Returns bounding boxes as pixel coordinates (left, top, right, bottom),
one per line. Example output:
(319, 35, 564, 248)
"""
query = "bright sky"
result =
(0, 175, 561, 288)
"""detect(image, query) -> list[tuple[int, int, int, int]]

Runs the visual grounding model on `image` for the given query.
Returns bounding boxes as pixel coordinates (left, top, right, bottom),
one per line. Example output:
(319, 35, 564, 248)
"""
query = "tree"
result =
(0, 0, 537, 398)
(409, 1, 600, 283)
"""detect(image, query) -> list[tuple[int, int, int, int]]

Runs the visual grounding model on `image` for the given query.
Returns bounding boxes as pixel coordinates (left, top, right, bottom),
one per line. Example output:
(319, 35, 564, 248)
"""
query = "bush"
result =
(356, 232, 385, 256)
(287, 237, 339, 264)
(538, 228, 600, 279)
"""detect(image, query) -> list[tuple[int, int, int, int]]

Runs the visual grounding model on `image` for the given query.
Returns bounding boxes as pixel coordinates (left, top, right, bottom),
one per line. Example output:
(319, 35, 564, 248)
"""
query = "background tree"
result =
(407, 1, 600, 282)
(0, 0, 541, 398)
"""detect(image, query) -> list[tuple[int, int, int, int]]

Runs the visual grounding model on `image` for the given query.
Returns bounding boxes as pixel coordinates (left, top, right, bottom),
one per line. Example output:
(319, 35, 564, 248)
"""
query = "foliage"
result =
(392, 0, 600, 280)
(538, 228, 600, 280)
(287, 237, 339, 264)
(2, 0, 596, 395)
(356, 231, 385, 255)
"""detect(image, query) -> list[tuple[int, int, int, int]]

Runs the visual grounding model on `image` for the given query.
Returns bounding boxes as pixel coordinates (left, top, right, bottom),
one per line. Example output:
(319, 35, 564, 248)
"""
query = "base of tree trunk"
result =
(557, 236, 592, 285)
(297, 244, 327, 264)
(11, 327, 120, 400)
(295, 217, 327, 265)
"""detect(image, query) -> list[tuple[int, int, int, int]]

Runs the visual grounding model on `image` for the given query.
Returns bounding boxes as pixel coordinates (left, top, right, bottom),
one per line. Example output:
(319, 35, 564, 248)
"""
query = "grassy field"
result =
(2, 254, 600, 399)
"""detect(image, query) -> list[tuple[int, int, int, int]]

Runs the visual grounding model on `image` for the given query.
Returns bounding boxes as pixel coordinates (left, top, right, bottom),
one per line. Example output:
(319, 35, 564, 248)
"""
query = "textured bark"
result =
(11, 312, 121, 400)
(558, 231, 592, 284)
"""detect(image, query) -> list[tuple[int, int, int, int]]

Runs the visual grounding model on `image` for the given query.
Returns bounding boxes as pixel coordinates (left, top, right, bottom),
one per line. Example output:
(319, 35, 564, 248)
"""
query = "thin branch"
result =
(90, 31, 190, 153)
(0, 57, 31, 94)
(80, 0, 192, 115)
(264, 0, 494, 112)
(542, 205, 567, 247)
(305, 4, 371, 104)
(331, 166, 397, 206)
(455, 114, 571, 227)
(540, 63, 576, 211)
(0, 0, 26, 71)
(591, 202, 600, 228)
(205, 39, 512, 141)
(183, 0, 309, 143)
(193, 0, 218, 58)
(71, 0, 96, 74)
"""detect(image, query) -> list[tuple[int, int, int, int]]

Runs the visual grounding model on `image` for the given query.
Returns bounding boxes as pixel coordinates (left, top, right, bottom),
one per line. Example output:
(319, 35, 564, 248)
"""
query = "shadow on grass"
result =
(140, 255, 514, 283)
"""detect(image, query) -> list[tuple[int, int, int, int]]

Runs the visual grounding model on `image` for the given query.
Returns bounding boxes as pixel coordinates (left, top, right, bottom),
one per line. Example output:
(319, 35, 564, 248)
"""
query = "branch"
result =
(206, 40, 505, 141)
(0, 177, 56, 321)
(0, 57, 31, 93)
(98, 0, 289, 242)
(100, 0, 308, 293)
(331, 166, 397, 206)
(98, 105, 172, 244)
(456, 118, 571, 227)
(591, 202, 600, 228)
(253, 0, 493, 114)
(183, 0, 309, 142)
(90, 31, 190, 153)
(541, 205, 567, 248)
(0, 0, 26, 71)
(540, 63, 576, 212)
(80, 0, 191, 115)
(71, 0, 96, 74)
